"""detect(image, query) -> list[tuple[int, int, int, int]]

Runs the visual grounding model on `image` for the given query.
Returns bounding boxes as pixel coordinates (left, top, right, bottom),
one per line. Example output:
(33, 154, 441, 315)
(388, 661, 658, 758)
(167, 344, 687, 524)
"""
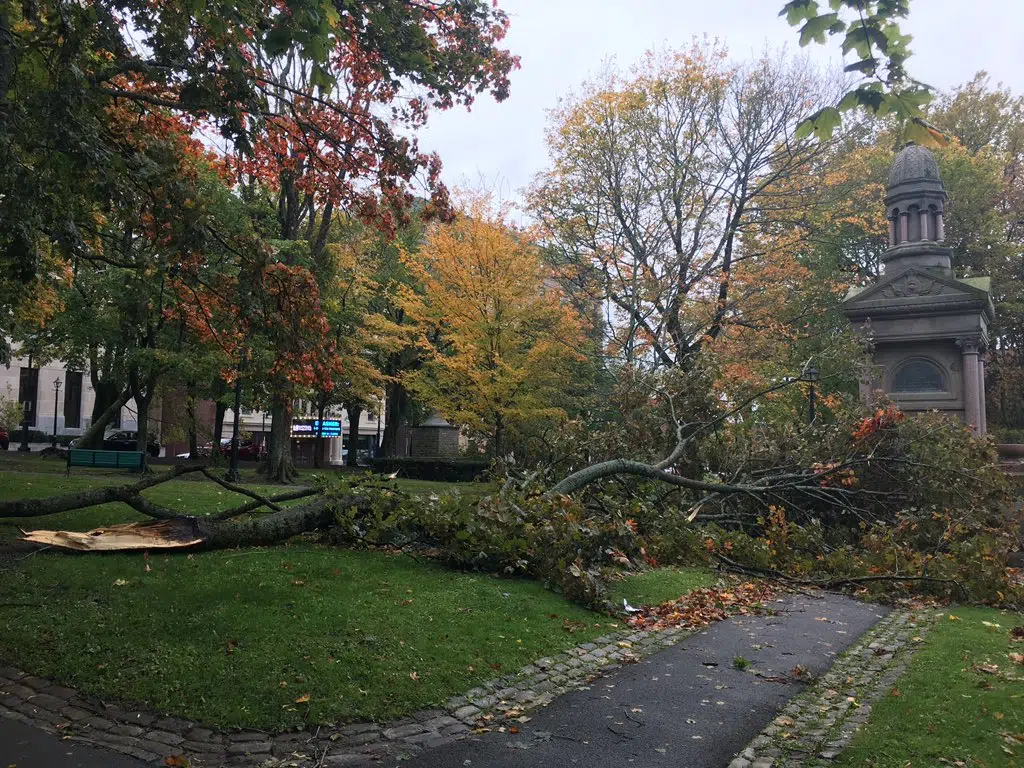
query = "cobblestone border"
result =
(727, 607, 941, 768)
(0, 622, 696, 766)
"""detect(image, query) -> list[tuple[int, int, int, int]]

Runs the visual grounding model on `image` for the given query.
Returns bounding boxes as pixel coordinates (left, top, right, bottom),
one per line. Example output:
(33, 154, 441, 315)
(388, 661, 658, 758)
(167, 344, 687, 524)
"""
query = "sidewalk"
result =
(385, 593, 885, 768)
(0, 715, 145, 767)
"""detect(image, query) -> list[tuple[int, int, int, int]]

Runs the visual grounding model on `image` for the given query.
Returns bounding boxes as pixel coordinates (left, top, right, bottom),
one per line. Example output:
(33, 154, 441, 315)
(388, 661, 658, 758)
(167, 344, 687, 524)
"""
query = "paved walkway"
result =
(0, 715, 145, 767)
(384, 593, 886, 768)
(0, 593, 887, 768)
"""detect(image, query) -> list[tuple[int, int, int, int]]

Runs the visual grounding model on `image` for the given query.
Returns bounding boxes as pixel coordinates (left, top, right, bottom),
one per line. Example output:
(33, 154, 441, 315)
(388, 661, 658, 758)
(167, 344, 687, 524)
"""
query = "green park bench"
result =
(67, 448, 146, 475)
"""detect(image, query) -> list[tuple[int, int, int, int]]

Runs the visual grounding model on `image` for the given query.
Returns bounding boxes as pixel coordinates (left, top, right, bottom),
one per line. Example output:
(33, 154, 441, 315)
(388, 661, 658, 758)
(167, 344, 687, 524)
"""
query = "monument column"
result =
(977, 355, 987, 436)
(959, 337, 982, 435)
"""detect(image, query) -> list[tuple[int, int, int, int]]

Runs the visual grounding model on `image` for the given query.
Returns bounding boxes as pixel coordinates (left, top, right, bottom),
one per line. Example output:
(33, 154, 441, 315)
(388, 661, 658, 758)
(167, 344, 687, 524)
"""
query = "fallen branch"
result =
(211, 487, 320, 520)
(200, 468, 284, 511)
(0, 465, 204, 519)
(21, 493, 368, 551)
(713, 553, 966, 596)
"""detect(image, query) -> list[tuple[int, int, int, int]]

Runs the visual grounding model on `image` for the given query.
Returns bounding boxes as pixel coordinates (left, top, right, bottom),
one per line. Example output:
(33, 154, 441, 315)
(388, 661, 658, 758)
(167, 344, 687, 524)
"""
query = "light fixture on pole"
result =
(51, 377, 62, 448)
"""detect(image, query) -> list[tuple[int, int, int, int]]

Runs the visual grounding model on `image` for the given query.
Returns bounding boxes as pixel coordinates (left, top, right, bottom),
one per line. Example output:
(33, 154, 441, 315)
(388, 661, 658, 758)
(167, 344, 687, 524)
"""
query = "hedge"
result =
(369, 456, 490, 483)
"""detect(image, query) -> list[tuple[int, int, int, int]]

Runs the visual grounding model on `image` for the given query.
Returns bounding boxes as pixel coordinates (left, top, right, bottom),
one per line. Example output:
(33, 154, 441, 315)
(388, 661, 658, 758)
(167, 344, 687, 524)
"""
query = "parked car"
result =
(0, 427, 8, 450)
(218, 438, 265, 460)
(98, 430, 161, 457)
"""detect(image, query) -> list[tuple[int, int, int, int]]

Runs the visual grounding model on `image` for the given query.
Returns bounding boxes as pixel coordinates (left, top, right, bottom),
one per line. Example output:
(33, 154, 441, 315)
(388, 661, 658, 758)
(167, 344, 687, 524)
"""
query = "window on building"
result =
(64, 371, 83, 429)
(18, 367, 38, 427)
(891, 360, 946, 393)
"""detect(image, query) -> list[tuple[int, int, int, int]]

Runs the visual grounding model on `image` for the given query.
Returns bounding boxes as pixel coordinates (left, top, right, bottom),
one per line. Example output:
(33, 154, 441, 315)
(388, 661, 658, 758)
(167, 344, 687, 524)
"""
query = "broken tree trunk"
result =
(0, 465, 361, 552)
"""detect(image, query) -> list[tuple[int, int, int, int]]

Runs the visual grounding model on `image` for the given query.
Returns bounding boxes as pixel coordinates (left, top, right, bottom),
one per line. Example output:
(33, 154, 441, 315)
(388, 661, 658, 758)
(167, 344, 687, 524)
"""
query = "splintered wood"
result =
(21, 519, 203, 551)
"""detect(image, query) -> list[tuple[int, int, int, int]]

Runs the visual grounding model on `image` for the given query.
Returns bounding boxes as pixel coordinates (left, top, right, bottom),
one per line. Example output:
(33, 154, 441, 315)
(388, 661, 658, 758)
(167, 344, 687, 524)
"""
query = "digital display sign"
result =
(290, 419, 342, 438)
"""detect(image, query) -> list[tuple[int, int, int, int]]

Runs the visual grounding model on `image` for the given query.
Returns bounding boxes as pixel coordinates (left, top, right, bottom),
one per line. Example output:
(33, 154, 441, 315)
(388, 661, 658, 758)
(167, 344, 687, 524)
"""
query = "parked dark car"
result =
(219, 439, 265, 460)
(101, 430, 161, 457)
(0, 427, 9, 450)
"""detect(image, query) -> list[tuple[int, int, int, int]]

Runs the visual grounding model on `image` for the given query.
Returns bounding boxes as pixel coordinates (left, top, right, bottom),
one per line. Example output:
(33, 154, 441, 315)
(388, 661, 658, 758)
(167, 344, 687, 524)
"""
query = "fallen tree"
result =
(3, 465, 363, 551)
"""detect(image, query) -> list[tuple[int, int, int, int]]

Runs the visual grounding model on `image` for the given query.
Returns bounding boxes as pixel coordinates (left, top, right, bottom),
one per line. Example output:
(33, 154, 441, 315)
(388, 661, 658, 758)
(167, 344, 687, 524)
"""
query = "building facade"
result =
(0, 349, 148, 440)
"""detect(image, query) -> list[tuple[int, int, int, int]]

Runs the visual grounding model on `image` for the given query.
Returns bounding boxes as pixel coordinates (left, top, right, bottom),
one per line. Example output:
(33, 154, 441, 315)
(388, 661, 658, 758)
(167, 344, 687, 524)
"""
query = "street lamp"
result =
(51, 377, 62, 448)
(804, 366, 820, 425)
(227, 375, 242, 482)
(18, 399, 31, 452)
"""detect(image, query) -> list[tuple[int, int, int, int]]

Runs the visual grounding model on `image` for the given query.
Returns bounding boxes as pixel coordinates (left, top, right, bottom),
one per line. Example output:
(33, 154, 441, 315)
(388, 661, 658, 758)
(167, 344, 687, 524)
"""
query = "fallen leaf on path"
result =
(624, 582, 776, 632)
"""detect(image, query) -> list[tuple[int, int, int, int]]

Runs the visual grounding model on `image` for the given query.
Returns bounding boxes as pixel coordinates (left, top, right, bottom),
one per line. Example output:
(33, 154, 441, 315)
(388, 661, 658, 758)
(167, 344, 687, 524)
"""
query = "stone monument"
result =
(409, 413, 461, 457)
(842, 142, 995, 434)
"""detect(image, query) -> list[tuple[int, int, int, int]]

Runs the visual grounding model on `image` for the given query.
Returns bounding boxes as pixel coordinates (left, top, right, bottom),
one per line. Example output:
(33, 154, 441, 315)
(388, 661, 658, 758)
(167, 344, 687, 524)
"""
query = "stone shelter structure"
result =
(409, 413, 461, 457)
(842, 142, 994, 434)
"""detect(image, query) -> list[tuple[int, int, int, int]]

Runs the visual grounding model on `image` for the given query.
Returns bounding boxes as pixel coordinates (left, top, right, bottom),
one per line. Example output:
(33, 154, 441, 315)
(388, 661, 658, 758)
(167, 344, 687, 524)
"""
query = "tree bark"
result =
(263, 392, 297, 482)
(185, 381, 199, 458)
(382, 380, 409, 457)
(76, 389, 129, 449)
(346, 403, 361, 466)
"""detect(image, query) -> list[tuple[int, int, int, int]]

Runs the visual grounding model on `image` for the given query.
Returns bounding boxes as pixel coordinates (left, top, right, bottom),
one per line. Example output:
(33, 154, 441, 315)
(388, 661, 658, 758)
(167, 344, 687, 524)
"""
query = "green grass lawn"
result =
(606, 566, 718, 607)
(836, 606, 1024, 767)
(0, 465, 713, 729)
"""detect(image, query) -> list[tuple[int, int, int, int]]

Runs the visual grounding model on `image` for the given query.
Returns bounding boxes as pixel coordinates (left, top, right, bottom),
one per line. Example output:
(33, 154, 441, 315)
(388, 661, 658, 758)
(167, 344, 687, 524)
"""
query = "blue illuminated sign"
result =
(290, 419, 342, 438)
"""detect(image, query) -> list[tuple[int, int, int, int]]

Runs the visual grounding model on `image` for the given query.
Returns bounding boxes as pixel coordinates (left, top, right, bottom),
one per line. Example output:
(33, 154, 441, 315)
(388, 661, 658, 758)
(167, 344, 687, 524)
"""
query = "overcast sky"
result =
(417, 0, 1024, 203)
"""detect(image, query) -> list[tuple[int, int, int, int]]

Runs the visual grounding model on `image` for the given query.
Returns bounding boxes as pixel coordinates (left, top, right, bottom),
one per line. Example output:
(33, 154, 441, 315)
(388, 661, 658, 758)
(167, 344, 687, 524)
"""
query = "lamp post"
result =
(18, 399, 31, 452)
(51, 378, 62, 448)
(227, 375, 243, 482)
(804, 366, 819, 425)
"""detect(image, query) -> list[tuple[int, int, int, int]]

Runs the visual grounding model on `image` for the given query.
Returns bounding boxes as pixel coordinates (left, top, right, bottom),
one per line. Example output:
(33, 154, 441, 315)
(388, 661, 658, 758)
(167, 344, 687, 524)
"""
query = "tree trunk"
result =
(382, 381, 409, 457)
(134, 394, 152, 457)
(346, 403, 361, 466)
(84, 381, 121, 448)
(263, 392, 297, 483)
(185, 381, 199, 458)
(76, 390, 129, 449)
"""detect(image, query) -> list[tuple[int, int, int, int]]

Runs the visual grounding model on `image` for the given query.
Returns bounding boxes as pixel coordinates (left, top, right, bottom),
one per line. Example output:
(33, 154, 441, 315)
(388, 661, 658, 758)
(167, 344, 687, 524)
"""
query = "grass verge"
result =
(0, 467, 713, 729)
(836, 606, 1024, 767)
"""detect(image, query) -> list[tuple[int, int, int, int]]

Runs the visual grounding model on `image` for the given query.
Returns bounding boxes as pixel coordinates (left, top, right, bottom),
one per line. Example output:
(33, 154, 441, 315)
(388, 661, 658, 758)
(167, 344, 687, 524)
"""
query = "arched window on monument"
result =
(891, 359, 947, 393)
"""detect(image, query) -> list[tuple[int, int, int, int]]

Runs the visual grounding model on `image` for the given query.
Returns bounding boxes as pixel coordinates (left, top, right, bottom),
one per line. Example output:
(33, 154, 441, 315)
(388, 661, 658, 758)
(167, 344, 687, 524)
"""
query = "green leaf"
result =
(843, 58, 879, 75)
(799, 13, 840, 46)
(838, 85, 886, 114)
(780, 0, 819, 26)
(795, 106, 842, 140)
(841, 24, 890, 59)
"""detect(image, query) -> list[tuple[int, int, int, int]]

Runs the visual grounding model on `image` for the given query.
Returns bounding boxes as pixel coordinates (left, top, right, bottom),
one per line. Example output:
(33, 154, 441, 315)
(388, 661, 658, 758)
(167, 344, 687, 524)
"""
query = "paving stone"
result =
(453, 704, 480, 720)
(347, 731, 383, 745)
(324, 755, 373, 767)
(340, 722, 379, 736)
(227, 740, 273, 754)
(145, 728, 186, 745)
(382, 723, 426, 740)
(60, 706, 91, 721)
(422, 715, 460, 730)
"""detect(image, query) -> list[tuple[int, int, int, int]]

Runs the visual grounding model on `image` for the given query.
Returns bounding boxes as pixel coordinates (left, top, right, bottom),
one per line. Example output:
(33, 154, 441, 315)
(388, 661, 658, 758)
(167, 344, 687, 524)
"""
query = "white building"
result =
(1, 350, 144, 438)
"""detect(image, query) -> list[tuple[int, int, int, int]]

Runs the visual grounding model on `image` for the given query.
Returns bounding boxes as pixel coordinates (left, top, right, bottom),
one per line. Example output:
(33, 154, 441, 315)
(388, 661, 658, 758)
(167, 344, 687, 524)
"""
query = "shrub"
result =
(368, 456, 490, 482)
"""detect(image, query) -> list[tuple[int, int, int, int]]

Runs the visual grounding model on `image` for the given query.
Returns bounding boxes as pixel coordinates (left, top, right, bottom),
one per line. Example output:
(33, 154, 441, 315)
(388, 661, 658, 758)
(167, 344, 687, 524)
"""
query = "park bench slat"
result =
(67, 448, 146, 474)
